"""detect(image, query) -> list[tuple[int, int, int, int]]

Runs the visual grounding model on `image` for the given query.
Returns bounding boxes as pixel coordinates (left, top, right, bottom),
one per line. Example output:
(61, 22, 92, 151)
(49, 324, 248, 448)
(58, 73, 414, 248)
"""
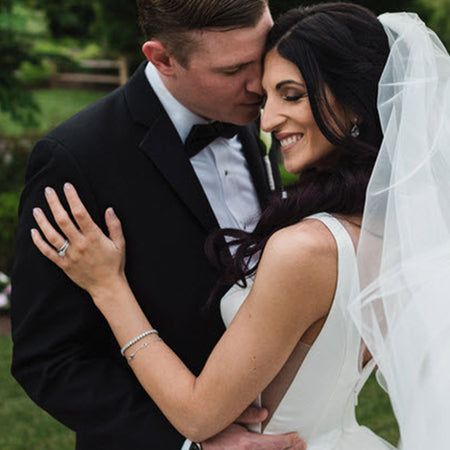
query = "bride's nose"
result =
(261, 96, 285, 133)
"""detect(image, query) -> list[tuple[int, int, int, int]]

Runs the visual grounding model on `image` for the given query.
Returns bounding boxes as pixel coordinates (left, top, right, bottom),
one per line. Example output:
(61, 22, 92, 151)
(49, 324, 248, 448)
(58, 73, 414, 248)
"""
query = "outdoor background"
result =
(1, 0, 449, 448)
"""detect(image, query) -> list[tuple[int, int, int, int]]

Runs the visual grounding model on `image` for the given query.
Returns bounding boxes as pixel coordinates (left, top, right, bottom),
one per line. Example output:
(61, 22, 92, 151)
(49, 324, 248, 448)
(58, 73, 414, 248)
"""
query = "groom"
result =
(11, 1, 304, 449)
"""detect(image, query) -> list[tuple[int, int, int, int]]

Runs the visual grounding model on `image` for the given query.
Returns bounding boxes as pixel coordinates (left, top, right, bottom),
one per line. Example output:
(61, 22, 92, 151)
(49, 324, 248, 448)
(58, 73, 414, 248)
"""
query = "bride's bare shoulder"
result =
(263, 216, 337, 266)
(252, 217, 338, 319)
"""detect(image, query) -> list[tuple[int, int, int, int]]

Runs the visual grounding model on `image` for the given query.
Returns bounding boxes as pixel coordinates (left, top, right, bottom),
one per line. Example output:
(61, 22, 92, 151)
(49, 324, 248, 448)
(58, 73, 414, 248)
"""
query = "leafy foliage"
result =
(27, 0, 142, 65)
(0, 191, 21, 274)
(0, 3, 38, 127)
(91, 0, 142, 58)
(0, 134, 32, 273)
(26, 0, 94, 40)
(0, 135, 34, 191)
(414, 0, 450, 50)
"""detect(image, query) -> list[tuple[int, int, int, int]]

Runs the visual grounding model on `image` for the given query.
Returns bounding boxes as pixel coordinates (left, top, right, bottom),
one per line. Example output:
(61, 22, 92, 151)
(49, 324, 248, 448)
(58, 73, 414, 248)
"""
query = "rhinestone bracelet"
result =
(120, 329, 159, 357)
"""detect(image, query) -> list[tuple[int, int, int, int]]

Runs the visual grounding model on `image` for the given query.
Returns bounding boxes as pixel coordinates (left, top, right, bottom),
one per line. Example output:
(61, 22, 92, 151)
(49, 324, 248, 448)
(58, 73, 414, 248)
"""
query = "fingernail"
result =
(108, 207, 115, 217)
(64, 182, 72, 191)
(45, 187, 52, 196)
(30, 229, 36, 237)
(33, 208, 40, 217)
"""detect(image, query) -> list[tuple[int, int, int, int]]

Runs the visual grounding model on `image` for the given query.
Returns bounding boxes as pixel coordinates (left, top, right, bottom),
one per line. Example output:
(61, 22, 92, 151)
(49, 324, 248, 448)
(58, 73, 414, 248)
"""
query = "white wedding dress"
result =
(221, 213, 395, 450)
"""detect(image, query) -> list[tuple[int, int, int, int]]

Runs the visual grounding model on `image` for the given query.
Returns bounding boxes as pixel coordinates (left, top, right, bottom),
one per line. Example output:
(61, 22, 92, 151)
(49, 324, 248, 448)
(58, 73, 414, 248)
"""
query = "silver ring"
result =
(57, 239, 69, 257)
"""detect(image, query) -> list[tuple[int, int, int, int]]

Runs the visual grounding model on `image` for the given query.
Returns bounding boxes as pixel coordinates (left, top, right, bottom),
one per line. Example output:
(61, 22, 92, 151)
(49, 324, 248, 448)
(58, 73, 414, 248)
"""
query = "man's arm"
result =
(186, 408, 305, 450)
(11, 138, 185, 449)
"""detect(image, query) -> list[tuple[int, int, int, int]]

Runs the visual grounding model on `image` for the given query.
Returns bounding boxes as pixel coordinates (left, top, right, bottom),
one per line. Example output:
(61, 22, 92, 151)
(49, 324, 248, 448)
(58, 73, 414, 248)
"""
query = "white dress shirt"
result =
(145, 62, 261, 232)
(145, 63, 261, 449)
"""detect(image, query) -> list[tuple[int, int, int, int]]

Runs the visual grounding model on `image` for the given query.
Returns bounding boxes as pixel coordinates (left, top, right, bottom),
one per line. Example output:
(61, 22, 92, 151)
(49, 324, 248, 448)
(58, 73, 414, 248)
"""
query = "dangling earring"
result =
(350, 118, 360, 138)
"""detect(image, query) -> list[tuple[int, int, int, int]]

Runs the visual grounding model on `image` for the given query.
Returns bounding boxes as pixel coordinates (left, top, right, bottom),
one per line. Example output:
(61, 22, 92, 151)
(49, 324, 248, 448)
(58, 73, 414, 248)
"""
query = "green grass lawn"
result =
(0, 89, 109, 137)
(0, 336, 75, 449)
(357, 374, 400, 445)
(0, 334, 399, 449)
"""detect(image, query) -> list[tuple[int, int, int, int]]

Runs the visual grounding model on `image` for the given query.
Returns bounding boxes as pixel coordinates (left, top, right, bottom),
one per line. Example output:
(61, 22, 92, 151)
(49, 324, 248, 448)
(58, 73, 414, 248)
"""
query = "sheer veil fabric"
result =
(349, 12, 450, 449)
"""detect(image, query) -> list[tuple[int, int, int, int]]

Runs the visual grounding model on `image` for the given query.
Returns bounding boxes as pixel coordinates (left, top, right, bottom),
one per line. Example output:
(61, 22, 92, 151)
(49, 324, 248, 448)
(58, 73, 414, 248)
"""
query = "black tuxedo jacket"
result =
(11, 63, 280, 449)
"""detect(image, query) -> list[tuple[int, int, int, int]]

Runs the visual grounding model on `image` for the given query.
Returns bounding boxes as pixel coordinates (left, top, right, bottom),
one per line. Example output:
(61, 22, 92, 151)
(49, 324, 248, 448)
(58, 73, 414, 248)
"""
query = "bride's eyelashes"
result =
(283, 94, 307, 102)
(260, 90, 307, 108)
(281, 90, 308, 102)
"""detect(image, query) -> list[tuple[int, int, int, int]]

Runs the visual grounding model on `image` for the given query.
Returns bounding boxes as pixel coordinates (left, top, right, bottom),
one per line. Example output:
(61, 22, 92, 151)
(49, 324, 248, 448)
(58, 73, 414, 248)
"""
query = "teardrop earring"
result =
(350, 120, 360, 138)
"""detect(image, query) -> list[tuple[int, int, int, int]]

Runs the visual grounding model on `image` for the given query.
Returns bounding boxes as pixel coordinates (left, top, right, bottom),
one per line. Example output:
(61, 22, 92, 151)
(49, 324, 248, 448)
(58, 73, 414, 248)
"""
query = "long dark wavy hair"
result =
(207, 3, 390, 291)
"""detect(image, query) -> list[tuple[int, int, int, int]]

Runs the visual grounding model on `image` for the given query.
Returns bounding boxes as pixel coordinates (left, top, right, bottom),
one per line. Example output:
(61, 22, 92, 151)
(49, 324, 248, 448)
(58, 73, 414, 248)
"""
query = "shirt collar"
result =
(145, 62, 208, 144)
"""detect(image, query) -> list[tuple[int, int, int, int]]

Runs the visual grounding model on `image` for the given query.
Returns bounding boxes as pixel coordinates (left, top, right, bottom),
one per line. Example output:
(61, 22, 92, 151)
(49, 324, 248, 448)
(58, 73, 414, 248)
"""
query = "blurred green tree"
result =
(414, 0, 450, 50)
(92, 0, 142, 56)
(28, 0, 142, 69)
(28, 0, 95, 40)
(0, 0, 38, 126)
(91, 0, 142, 69)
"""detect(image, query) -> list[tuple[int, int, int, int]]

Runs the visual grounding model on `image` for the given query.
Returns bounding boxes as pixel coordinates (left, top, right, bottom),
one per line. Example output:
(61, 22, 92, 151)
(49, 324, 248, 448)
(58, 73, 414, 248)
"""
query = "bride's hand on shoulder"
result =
(31, 183, 127, 300)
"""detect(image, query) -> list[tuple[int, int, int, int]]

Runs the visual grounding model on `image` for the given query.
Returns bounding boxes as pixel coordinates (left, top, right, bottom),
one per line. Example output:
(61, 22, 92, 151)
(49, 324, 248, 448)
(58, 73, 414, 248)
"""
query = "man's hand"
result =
(202, 407, 306, 450)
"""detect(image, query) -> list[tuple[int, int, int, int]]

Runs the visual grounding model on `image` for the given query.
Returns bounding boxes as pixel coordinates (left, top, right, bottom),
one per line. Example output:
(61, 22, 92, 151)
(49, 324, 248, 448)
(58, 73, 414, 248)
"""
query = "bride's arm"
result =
(31, 184, 336, 443)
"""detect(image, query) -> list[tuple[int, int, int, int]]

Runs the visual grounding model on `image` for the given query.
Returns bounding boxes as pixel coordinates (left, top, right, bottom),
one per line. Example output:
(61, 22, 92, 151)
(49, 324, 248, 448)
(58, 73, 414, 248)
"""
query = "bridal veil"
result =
(349, 12, 450, 449)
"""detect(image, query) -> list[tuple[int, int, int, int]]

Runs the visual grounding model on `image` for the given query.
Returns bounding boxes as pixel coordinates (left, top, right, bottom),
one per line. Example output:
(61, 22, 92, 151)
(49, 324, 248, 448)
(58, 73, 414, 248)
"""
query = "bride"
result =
(30, 3, 450, 449)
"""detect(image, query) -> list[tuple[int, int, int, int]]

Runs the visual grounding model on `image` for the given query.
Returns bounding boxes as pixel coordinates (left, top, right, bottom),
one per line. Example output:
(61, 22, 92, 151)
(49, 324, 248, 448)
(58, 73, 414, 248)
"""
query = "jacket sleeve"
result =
(11, 138, 185, 449)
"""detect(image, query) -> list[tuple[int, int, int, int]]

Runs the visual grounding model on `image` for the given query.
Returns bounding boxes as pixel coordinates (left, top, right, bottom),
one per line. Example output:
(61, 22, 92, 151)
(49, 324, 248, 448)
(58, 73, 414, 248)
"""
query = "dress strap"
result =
(304, 212, 359, 308)
(304, 212, 357, 261)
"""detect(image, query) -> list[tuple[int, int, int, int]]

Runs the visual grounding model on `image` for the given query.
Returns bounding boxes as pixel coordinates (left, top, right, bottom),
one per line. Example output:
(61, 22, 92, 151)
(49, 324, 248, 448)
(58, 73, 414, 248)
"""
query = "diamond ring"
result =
(56, 239, 70, 257)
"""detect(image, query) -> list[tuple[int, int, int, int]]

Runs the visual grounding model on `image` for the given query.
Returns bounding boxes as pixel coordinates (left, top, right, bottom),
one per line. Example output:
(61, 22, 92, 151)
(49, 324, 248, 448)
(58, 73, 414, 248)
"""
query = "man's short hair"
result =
(137, 0, 269, 66)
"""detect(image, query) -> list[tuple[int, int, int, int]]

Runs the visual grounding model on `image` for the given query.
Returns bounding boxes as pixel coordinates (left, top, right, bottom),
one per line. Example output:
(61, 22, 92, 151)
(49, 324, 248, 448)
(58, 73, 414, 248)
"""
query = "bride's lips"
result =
(276, 133, 304, 153)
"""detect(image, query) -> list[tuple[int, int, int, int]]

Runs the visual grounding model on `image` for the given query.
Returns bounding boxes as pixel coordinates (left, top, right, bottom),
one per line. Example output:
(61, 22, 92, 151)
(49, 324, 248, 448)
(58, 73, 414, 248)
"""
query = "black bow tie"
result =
(185, 122, 240, 157)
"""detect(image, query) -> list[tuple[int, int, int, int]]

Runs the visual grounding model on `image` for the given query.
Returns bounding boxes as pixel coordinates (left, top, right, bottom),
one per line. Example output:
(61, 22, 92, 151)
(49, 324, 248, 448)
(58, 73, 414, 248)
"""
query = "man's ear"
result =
(142, 41, 175, 76)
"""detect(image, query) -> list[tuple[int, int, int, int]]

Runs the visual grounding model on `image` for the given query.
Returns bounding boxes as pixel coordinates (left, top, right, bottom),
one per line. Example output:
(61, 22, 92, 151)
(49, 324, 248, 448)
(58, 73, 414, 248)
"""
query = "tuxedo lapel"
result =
(139, 118, 219, 233)
(125, 63, 219, 233)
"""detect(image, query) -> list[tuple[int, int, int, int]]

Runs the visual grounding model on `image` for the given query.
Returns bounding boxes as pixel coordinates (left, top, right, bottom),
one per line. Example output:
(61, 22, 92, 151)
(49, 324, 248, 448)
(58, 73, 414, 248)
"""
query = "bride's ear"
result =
(142, 41, 175, 76)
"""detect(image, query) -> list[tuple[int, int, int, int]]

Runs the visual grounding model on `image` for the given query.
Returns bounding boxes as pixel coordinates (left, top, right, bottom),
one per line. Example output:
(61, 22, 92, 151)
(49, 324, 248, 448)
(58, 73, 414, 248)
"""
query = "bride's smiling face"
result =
(261, 50, 347, 174)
